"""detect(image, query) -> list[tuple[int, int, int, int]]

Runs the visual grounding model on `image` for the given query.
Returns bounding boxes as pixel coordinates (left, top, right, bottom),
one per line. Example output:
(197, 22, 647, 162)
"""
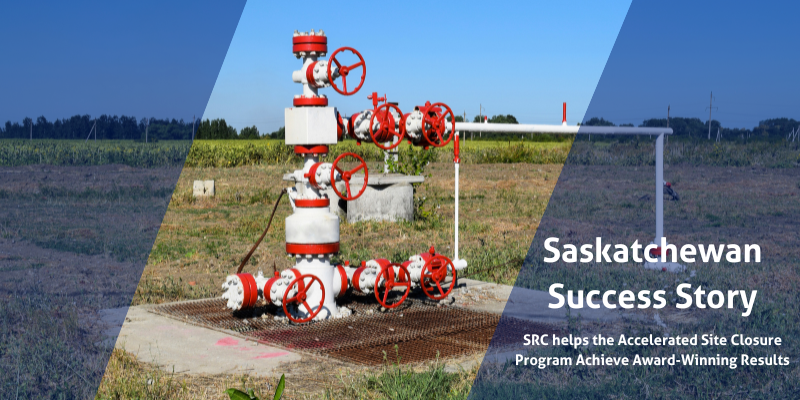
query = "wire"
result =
(236, 188, 286, 274)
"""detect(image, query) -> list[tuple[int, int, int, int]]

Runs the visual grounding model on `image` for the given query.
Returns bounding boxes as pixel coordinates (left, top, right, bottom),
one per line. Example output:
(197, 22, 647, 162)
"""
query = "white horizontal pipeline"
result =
(454, 122, 672, 135)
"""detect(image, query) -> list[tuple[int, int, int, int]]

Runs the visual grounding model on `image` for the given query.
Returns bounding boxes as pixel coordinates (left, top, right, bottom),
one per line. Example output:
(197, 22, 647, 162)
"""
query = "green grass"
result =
(0, 292, 107, 399)
(569, 137, 800, 167)
(0, 139, 191, 167)
(325, 349, 474, 400)
(184, 139, 572, 167)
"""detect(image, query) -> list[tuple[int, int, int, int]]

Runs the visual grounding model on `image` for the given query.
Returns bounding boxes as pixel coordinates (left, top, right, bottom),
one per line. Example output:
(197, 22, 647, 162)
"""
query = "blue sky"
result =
(3, 1, 798, 133)
(586, 0, 800, 129)
(202, 0, 632, 134)
(0, 1, 245, 124)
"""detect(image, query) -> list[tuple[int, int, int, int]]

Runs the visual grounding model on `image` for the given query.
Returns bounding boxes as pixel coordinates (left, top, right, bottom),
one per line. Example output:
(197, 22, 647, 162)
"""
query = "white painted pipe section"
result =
(655, 133, 664, 243)
(454, 161, 459, 261)
(454, 122, 673, 136)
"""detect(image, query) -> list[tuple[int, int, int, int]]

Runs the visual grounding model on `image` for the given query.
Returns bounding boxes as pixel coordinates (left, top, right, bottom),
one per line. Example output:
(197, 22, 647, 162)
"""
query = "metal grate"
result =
(152, 294, 561, 365)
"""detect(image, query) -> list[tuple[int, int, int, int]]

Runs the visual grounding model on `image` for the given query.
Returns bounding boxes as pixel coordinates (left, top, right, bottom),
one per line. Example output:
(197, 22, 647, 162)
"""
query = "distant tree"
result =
(269, 126, 285, 139)
(584, 117, 615, 126)
(470, 114, 517, 123)
(239, 125, 259, 139)
(195, 118, 237, 140)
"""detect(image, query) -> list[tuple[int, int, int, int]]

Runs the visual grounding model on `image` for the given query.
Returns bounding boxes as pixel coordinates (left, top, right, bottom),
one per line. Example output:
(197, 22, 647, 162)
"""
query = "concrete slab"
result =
(104, 305, 301, 376)
(454, 278, 621, 323)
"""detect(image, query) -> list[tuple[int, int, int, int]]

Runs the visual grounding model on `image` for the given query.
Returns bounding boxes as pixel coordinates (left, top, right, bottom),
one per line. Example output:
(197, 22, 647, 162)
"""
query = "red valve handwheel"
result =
(421, 102, 455, 148)
(327, 47, 366, 96)
(420, 255, 457, 300)
(330, 152, 369, 201)
(374, 263, 411, 309)
(369, 103, 404, 150)
(282, 274, 325, 324)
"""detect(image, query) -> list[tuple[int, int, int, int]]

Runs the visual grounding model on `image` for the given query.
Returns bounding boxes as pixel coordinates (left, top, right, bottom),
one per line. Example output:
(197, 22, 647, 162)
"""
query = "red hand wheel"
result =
(420, 255, 457, 300)
(330, 152, 368, 201)
(374, 263, 411, 309)
(369, 103, 404, 150)
(282, 274, 325, 324)
(327, 47, 366, 96)
(421, 102, 456, 148)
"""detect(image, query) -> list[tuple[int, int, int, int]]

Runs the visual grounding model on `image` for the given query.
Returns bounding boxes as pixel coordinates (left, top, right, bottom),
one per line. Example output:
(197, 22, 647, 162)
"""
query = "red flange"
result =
(352, 262, 367, 292)
(420, 255, 457, 301)
(327, 47, 366, 96)
(331, 152, 368, 201)
(336, 264, 349, 298)
(306, 61, 320, 87)
(236, 273, 258, 309)
(286, 242, 340, 255)
(369, 103, 404, 150)
(304, 162, 323, 188)
(375, 263, 411, 309)
(293, 97, 328, 107)
(262, 271, 281, 305)
(292, 35, 327, 54)
(422, 102, 455, 148)
(294, 198, 330, 208)
(282, 274, 325, 324)
(294, 145, 329, 155)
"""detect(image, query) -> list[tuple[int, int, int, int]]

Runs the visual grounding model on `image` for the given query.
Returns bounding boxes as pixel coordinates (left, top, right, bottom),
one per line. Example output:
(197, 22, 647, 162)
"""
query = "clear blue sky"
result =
(3, 1, 797, 132)
(0, 1, 245, 125)
(586, 1, 800, 129)
(203, 0, 632, 134)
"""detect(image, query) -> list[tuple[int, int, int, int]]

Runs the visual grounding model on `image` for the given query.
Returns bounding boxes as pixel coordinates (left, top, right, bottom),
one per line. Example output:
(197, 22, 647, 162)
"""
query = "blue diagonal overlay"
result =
(469, 1, 800, 398)
(0, 2, 245, 398)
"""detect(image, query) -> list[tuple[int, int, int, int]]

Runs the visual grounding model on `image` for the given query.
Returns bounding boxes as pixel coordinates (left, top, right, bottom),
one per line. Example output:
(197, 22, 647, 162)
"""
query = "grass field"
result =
(183, 139, 572, 167)
(0, 139, 191, 167)
(131, 161, 560, 305)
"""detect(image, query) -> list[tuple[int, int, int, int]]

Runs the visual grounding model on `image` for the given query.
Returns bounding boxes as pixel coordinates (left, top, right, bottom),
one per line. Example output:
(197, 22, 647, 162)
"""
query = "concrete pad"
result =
(105, 305, 301, 376)
(455, 278, 621, 323)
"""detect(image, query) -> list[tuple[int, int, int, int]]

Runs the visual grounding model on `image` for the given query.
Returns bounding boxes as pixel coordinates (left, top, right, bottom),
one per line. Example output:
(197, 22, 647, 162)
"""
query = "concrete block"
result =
(193, 180, 215, 197)
(347, 182, 414, 223)
(282, 173, 422, 223)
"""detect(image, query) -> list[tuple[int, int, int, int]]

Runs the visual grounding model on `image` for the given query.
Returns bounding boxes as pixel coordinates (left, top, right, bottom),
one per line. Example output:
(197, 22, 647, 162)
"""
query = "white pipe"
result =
(454, 122, 672, 136)
(455, 162, 459, 261)
(655, 133, 664, 243)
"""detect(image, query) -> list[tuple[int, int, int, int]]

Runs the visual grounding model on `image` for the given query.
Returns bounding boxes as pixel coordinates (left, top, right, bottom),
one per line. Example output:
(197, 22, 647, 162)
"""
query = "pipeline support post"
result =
(655, 133, 664, 243)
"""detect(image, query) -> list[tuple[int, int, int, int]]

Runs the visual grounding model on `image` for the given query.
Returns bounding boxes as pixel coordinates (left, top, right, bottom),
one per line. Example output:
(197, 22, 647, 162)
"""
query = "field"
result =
(132, 161, 559, 305)
(0, 164, 181, 399)
(3, 137, 798, 398)
(472, 162, 800, 397)
(183, 139, 572, 167)
(0, 139, 191, 167)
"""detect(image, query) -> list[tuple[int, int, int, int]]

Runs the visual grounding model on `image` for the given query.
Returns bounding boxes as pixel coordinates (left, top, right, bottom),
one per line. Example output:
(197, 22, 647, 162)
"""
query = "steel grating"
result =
(151, 294, 561, 365)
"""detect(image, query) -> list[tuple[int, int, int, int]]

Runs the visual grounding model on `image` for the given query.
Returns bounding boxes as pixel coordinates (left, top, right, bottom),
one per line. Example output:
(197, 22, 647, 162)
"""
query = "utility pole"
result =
(706, 91, 717, 140)
(94, 119, 97, 141)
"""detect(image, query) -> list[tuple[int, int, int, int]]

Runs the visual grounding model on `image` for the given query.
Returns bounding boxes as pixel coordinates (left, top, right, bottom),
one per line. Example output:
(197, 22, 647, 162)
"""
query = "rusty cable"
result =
(236, 188, 286, 274)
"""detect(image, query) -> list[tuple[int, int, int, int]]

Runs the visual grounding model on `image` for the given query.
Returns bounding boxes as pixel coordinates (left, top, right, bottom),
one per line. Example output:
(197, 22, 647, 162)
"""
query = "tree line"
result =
(1, 115, 195, 141)
(4, 114, 796, 142)
(585, 116, 799, 141)
(0, 115, 275, 141)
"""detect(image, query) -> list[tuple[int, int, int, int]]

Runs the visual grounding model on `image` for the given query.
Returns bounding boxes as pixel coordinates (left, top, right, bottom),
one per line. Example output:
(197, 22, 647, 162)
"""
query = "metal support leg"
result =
(655, 133, 664, 243)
